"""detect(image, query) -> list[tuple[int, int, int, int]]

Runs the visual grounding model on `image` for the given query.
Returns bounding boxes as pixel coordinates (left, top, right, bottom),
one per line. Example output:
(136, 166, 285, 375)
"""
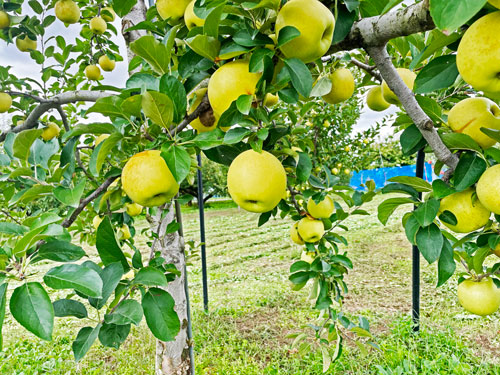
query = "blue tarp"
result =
(350, 162, 439, 190)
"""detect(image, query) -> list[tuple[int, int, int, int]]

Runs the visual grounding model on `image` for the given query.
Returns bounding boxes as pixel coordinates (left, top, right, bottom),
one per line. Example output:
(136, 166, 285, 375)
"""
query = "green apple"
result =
(263, 93, 279, 107)
(41, 122, 60, 141)
(0, 93, 12, 113)
(90, 16, 107, 34)
(207, 60, 261, 122)
(55, 0, 80, 24)
(93, 216, 103, 230)
(95, 134, 110, 146)
(477, 164, 500, 214)
(307, 196, 334, 219)
(0, 10, 10, 29)
(156, 0, 191, 21)
(184, 0, 204, 30)
(457, 12, 500, 98)
(85, 65, 101, 81)
(439, 188, 490, 233)
(381, 68, 416, 105)
(118, 224, 131, 240)
(297, 217, 325, 243)
(290, 222, 305, 245)
(16, 36, 37, 52)
(126, 202, 143, 216)
(122, 150, 180, 207)
(458, 277, 500, 316)
(188, 88, 218, 132)
(300, 251, 315, 264)
(322, 68, 355, 105)
(227, 149, 286, 213)
(275, 0, 335, 63)
(366, 86, 390, 112)
(448, 97, 500, 149)
(101, 7, 116, 22)
(98, 55, 116, 72)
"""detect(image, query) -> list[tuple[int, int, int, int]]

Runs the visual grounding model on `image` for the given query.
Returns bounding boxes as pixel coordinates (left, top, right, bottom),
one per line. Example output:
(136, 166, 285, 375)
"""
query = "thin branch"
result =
(56, 105, 70, 131)
(170, 94, 211, 135)
(349, 58, 382, 82)
(287, 184, 303, 214)
(1, 209, 21, 225)
(61, 176, 118, 228)
(5, 91, 45, 102)
(75, 149, 98, 185)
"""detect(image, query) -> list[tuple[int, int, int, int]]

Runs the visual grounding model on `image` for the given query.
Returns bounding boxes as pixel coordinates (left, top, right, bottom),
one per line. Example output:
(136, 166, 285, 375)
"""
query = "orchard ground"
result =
(2, 195, 500, 374)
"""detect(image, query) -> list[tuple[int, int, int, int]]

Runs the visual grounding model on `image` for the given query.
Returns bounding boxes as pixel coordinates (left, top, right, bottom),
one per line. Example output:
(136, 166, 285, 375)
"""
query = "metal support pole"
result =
(412, 149, 425, 332)
(197, 153, 209, 312)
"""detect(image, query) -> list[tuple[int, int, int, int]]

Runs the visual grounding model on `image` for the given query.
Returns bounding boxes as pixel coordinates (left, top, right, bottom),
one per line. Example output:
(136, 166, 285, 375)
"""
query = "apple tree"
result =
(2, 0, 500, 373)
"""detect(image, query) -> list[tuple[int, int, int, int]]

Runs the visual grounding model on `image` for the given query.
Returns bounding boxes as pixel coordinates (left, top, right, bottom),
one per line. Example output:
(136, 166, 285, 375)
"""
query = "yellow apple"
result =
(0, 93, 12, 113)
(263, 93, 279, 107)
(98, 55, 116, 72)
(126, 202, 143, 216)
(477, 164, 500, 214)
(344, 168, 351, 175)
(90, 16, 107, 34)
(300, 251, 315, 264)
(439, 188, 490, 233)
(85, 65, 101, 81)
(323, 120, 330, 128)
(290, 222, 305, 245)
(41, 122, 61, 141)
(122, 150, 179, 207)
(208, 60, 262, 121)
(16, 36, 37, 52)
(363, 139, 370, 145)
(448, 97, 500, 149)
(366, 86, 390, 112)
(55, 0, 81, 24)
(297, 216, 324, 243)
(0, 10, 10, 29)
(118, 224, 131, 240)
(305, 121, 314, 127)
(95, 134, 110, 146)
(275, 0, 335, 63)
(92, 216, 103, 230)
(188, 88, 217, 132)
(458, 277, 500, 316)
(101, 7, 116, 22)
(322, 68, 355, 105)
(457, 12, 500, 98)
(184, 0, 204, 30)
(331, 167, 339, 175)
(227, 149, 287, 213)
(307, 196, 334, 219)
(490, 0, 500, 8)
(381, 68, 416, 105)
(156, 0, 191, 21)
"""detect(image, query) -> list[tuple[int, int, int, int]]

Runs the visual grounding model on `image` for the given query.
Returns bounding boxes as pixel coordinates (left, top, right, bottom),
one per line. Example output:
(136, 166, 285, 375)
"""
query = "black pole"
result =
(412, 149, 425, 332)
(197, 153, 209, 312)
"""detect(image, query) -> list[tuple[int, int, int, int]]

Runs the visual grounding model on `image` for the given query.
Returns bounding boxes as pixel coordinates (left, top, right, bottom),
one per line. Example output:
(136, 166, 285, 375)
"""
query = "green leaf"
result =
(162, 145, 191, 184)
(277, 25, 300, 48)
(378, 197, 416, 225)
(0, 283, 7, 350)
(95, 132, 123, 175)
(224, 127, 252, 144)
(53, 299, 88, 319)
(104, 300, 143, 326)
(296, 152, 312, 182)
(0, 222, 28, 235)
(249, 48, 274, 73)
(439, 210, 458, 226)
(414, 55, 459, 94)
(413, 199, 440, 227)
(134, 266, 168, 287)
(404, 214, 420, 245)
(441, 132, 482, 152)
(400, 124, 426, 155)
(159, 75, 187, 124)
(142, 288, 180, 342)
(113, 0, 137, 17)
(10, 282, 54, 341)
(72, 325, 102, 362)
(432, 179, 455, 199)
(130, 36, 171, 74)
(53, 179, 86, 208)
(38, 240, 85, 262)
(310, 76, 333, 98)
(62, 123, 114, 142)
(415, 96, 442, 124)
(416, 224, 443, 264)
(96, 217, 129, 270)
(44, 264, 103, 298)
(429, 0, 487, 32)
(204, 3, 225, 38)
(236, 94, 253, 115)
(98, 323, 130, 349)
(186, 35, 221, 62)
(86, 96, 126, 119)
(388, 176, 432, 192)
(142, 91, 174, 128)
(332, 4, 357, 44)
(453, 152, 487, 191)
(13, 129, 43, 161)
(88, 262, 124, 310)
(290, 261, 311, 273)
(284, 58, 313, 98)
(10, 184, 53, 205)
(381, 183, 419, 199)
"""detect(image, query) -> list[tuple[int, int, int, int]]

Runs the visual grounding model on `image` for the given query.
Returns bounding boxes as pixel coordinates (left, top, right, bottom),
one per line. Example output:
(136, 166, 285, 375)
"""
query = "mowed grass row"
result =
(2, 195, 500, 374)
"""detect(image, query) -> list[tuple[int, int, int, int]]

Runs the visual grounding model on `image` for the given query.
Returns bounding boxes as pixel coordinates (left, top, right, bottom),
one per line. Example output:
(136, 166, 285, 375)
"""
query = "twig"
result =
(5, 91, 46, 103)
(349, 58, 382, 82)
(75, 150, 98, 185)
(169, 94, 211, 135)
(56, 105, 70, 131)
(288, 184, 303, 214)
(1, 209, 21, 225)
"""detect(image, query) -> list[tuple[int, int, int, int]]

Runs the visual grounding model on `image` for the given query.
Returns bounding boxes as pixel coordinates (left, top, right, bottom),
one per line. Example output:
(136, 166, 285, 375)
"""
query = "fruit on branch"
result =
(90, 16, 107, 34)
(118, 224, 131, 240)
(15, 36, 37, 52)
(98, 55, 116, 72)
(490, 0, 500, 8)
(275, 0, 335, 63)
(184, 0, 204, 30)
(300, 251, 315, 263)
(92, 216, 103, 230)
(322, 68, 355, 105)
(331, 168, 339, 175)
(101, 7, 116, 22)
(366, 86, 390, 112)
(188, 88, 217, 132)
(381, 68, 416, 105)
(439, 188, 490, 233)
(122, 150, 179, 207)
(457, 12, 500, 98)
(207, 60, 261, 120)
(55, 0, 81, 24)
(0, 10, 10, 29)
(126, 202, 143, 216)
(263, 93, 279, 107)
(448, 97, 500, 149)
(156, 0, 191, 22)
(477, 164, 500, 214)
(297, 216, 324, 243)
(85, 65, 101, 81)
(95, 134, 109, 146)
(290, 222, 305, 245)
(227, 149, 286, 213)
(307, 196, 334, 219)
(41, 122, 61, 141)
(0, 93, 12, 113)
(457, 277, 500, 316)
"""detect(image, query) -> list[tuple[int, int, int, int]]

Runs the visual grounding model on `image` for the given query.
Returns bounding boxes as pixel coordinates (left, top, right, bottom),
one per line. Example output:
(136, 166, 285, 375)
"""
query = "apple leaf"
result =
(53, 299, 88, 319)
(429, 0, 487, 32)
(142, 288, 180, 342)
(204, 3, 225, 39)
(416, 224, 443, 264)
(53, 179, 86, 208)
(453, 152, 486, 191)
(62, 123, 115, 142)
(377, 197, 417, 225)
(161, 145, 191, 184)
(414, 55, 459, 94)
(13, 129, 43, 161)
(277, 26, 300, 48)
(159, 75, 187, 124)
(38, 240, 86, 262)
(284, 58, 313, 98)
(0, 283, 7, 350)
(96, 217, 129, 270)
(86, 96, 127, 119)
(332, 3, 357, 44)
(112, 0, 137, 17)
(72, 325, 102, 362)
(142, 91, 174, 128)
(130, 36, 171, 74)
(44, 264, 103, 298)
(186, 35, 221, 62)
(296, 152, 312, 182)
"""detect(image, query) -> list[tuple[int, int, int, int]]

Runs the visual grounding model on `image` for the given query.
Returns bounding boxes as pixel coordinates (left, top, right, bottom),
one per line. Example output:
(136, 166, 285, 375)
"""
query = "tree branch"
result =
(56, 105, 70, 131)
(170, 94, 212, 135)
(349, 58, 382, 82)
(6, 91, 45, 102)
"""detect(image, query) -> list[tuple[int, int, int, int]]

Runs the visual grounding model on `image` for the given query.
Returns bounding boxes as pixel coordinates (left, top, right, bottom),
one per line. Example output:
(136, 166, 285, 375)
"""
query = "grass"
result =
(2, 195, 500, 373)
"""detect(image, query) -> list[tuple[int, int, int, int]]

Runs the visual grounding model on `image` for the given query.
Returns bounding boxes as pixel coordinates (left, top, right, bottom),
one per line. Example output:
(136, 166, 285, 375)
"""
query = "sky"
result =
(0, 3, 397, 139)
